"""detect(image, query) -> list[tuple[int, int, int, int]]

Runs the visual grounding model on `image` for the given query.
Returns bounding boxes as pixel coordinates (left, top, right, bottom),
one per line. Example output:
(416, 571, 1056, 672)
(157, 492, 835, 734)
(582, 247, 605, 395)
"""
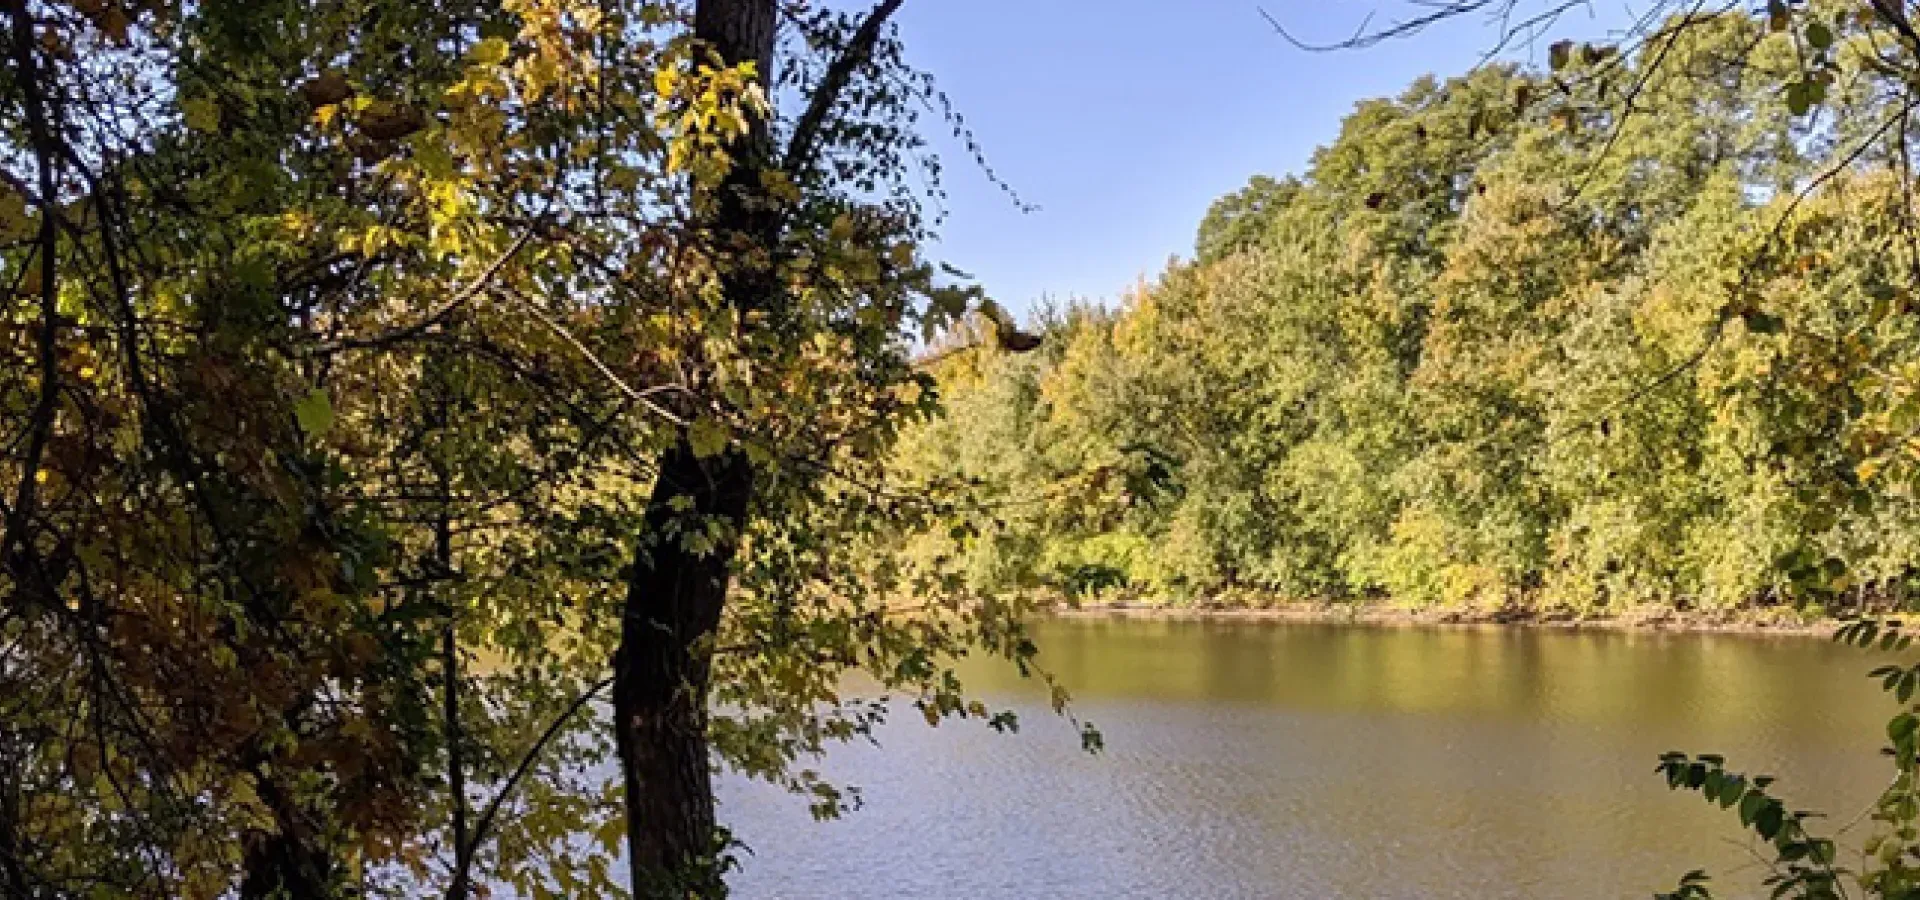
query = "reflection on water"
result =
(719, 619, 1892, 899)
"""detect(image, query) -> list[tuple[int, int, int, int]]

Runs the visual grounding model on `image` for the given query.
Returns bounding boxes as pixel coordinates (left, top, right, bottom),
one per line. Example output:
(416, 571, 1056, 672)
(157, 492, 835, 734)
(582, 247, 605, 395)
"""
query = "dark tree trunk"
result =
(238, 774, 334, 900)
(614, 1, 775, 895)
(614, 442, 754, 896)
(238, 833, 332, 900)
(0, 744, 27, 898)
(613, 1, 815, 895)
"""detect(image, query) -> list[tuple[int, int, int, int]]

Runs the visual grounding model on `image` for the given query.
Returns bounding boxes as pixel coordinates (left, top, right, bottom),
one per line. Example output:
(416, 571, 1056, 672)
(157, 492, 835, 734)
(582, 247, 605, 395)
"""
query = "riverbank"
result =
(1048, 599, 1845, 637)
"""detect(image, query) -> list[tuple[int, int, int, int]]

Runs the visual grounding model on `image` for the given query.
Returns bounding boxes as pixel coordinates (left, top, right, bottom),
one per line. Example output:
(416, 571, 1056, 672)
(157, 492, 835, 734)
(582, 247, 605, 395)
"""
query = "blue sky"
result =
(885, 1, 1640, 316)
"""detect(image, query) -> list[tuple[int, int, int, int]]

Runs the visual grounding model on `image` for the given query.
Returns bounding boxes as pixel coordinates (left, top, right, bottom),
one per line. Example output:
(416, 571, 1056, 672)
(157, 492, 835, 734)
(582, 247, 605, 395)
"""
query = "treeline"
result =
(897, 15, 1920, 614)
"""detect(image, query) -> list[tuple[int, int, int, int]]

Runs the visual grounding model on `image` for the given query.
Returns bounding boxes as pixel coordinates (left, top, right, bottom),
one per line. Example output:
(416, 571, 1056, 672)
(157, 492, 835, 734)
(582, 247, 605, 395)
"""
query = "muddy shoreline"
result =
(1047, 600, 1843, 637)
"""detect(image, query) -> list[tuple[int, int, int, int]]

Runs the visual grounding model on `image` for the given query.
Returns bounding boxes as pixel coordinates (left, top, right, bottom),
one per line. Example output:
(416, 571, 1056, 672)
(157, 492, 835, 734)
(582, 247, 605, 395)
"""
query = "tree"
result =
(2, 0, 1062, 896)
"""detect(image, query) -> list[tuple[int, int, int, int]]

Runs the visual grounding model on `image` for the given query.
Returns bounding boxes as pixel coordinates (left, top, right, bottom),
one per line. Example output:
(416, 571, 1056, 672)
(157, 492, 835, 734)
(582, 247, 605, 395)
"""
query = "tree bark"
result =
(0, 738, 27, 898)
(238, 833, 331, 900)
(238, 773, 334, 900)
(614, 442, 754, 897)
(614, 1, 919, 895)
(613, 0, 775, 890)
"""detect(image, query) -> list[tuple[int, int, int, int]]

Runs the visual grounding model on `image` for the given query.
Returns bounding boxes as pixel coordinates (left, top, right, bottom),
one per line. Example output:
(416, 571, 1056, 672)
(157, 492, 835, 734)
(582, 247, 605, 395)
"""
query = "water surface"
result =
(719, 618, 1893, 898)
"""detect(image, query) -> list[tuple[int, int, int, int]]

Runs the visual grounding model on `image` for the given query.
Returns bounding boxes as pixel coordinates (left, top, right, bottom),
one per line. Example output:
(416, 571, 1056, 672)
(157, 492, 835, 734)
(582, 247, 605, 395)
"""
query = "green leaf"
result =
(688, 417, 728, 459)
(0, 189, 31, 241)
(182, 96, 221, 133)
(1740, 790, 1767, 826)
(1805, 21, 1833, 50)
(1718, 776, 1744, 809)
(1785, 81, 1812, 116)
(1755, 801, 1785, 841)
(1742, 310, 1786, 334)
(1549, 40, 1574, 71)
(1890, 712, 1918, 744)
(294, 389, 333, 438)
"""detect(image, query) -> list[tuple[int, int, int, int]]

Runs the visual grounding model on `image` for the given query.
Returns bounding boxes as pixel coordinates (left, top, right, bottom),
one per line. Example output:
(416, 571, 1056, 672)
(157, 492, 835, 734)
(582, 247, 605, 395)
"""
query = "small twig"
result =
(499, 287, 690, 426)
(315, 225, 541, 353)
(446, 674, 615, 898)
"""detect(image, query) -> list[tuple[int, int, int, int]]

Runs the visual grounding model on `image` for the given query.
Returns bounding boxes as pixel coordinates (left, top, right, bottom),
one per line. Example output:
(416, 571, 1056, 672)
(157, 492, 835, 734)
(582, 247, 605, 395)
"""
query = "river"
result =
(717, 617, 1894, 898)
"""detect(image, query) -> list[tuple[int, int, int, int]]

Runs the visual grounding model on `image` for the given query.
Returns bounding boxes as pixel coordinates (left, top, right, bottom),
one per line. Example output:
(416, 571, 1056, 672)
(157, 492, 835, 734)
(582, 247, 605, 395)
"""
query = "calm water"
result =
(717, 618, 1895, 899)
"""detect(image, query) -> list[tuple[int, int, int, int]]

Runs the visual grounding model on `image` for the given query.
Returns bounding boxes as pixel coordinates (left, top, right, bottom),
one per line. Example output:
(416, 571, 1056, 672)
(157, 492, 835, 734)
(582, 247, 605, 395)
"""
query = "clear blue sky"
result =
(884, 1, 1640, 316)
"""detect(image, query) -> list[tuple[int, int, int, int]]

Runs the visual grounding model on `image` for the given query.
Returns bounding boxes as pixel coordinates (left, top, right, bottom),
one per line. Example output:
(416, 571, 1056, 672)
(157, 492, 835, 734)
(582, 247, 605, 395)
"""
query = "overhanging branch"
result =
(782, 0, 907, 173)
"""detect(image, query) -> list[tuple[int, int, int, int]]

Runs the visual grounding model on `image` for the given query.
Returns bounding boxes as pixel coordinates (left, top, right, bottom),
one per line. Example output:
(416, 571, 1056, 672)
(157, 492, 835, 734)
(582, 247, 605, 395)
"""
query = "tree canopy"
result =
(0, 0, 1069, 896)
(902, 6, 1920, 619)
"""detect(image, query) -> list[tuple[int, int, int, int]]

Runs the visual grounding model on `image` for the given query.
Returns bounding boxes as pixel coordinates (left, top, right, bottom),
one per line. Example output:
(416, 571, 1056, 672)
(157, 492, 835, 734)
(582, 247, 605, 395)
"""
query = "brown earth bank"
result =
(1045, 597, 1862, 637)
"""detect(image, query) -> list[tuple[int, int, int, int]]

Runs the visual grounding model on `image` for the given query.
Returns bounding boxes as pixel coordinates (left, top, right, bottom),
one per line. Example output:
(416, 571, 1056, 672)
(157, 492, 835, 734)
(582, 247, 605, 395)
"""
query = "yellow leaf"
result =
(182, 96, 220, 132)
(687, 416, 728, 459)
(593, 815, 626, 853)
(0, 190, 32, 241)
(605, 165, 641, 192)
(468, 36, 510, 66)
(759, 168, 800, 204)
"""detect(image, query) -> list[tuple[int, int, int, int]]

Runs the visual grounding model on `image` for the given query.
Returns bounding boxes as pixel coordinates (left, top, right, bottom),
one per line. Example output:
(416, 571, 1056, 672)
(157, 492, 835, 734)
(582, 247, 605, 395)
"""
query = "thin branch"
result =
(2, 0, 64, 584)
(498, 287, 690, 426)
(314, 225, 540, 354)
(447, 674, 615, 898)
(783, 0, 907, 173)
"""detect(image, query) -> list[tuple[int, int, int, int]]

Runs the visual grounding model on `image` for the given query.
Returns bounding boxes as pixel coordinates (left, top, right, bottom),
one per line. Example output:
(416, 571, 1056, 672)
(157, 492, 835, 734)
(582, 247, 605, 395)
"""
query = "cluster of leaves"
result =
(900, 7, 1920, 617)
(1652, 620, 1920, 899)
(1655, 753, 1842, 900)
(0, 0, 1070, 896)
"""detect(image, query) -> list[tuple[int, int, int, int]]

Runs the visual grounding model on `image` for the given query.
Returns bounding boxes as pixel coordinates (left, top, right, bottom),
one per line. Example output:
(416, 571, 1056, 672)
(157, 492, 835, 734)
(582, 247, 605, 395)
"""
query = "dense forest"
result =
(901, 12, 1920, 617)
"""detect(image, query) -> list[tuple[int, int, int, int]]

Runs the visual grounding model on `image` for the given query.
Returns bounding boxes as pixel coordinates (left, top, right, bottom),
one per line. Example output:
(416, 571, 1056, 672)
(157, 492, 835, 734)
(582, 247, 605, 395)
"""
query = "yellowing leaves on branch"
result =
(1, 0, 1059, 897)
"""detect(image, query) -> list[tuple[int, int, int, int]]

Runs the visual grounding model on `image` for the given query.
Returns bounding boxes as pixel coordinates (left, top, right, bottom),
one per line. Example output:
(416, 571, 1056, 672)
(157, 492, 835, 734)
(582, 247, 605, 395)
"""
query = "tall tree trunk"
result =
(238, 833, 331, 900)
(615, 441, 753, 896)
(616, 0, 774, 859)
(239, 773, 334, 900)
(0, 735, 27, 898)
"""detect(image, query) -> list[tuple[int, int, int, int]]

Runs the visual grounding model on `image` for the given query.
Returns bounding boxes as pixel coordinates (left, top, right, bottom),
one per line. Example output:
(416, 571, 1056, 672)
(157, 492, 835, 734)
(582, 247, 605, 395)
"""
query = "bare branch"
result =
(498, 287, 691, 426)
(446, 675, 614, 900)
(783, 0, 907, 173)
(314, 225, 540, 354)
